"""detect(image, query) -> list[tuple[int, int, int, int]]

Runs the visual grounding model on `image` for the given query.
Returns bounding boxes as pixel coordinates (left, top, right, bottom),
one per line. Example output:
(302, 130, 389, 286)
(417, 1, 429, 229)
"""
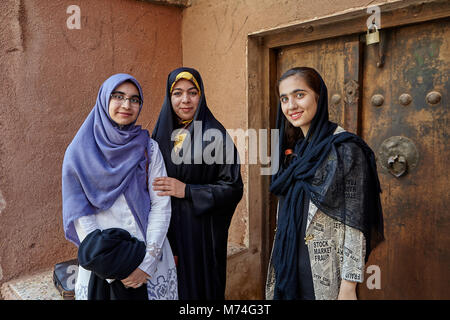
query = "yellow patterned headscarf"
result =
(173, 132, 188, 153)
(169, 71, 202, 97)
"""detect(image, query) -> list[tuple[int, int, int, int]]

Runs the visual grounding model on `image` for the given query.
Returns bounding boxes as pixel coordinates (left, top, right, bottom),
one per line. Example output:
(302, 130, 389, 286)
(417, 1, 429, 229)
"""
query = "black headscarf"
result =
(151, 67, 243, 299)
(152, 67, 238, 177)
(270, 68, 384, 299)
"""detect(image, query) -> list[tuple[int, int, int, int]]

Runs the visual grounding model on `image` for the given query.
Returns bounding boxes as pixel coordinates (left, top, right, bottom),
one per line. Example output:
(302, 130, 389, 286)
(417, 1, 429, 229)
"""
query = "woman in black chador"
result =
(152, 67, 243, 300)
(266, 67, 384, 300)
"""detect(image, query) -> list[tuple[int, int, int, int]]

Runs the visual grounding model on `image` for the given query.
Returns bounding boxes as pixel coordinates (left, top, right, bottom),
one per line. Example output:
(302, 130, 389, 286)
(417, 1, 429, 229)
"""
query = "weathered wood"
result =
(248, 0, 450, 299)
(246, 36, 269, 298)
(358, 18, 450, 299)
(343, 40, 363, 135)
(250, 0, 450, 49)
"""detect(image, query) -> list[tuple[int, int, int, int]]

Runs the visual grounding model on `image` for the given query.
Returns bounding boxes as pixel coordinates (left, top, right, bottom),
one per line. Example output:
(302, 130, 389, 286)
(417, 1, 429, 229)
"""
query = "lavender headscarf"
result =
(62, 74, 151, 246)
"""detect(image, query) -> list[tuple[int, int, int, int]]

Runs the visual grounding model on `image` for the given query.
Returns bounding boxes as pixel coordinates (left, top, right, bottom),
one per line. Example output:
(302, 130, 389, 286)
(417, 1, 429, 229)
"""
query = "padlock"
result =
(366, 25, 380, 45)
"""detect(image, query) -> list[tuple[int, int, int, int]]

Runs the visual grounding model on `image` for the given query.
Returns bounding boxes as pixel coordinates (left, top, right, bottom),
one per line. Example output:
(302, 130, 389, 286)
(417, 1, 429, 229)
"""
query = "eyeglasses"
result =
(110, 93, 142, 106)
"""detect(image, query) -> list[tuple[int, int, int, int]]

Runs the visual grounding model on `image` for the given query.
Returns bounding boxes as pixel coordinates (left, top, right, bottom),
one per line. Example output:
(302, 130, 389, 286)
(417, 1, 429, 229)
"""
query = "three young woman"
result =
(62, 66, 382, 300)
(266, 67, 384, 300)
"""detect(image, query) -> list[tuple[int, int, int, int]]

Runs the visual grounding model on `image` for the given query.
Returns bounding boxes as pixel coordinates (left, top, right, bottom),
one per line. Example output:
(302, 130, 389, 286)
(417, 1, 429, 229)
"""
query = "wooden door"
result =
(358, 18, 449, 299)
(274, 19, 449, 299)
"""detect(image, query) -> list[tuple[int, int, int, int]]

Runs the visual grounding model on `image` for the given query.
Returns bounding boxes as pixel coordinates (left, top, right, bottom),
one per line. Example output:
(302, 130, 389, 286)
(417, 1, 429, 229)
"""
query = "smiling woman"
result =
(279, 76, 318, 137)
(266, 67, 384, 300)
(171, 79, 200, 121)
(108, 81, 141, 126)
(62, 74, 178, 300)
(152, 67, 243, 300)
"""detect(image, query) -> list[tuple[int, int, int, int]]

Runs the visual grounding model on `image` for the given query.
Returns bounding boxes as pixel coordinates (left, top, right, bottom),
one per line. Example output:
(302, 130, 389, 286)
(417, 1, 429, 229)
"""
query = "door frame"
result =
(246, 0, 450, 296)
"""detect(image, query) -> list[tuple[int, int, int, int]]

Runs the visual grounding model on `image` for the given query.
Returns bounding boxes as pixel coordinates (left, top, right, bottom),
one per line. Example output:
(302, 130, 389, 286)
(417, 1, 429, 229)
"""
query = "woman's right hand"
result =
(121, 267, 150, 288)
(152, 177, 186, 198)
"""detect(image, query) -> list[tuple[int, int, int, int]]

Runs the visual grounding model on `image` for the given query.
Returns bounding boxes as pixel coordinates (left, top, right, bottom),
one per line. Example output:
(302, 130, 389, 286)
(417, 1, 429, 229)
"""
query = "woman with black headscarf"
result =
(152, 67, 243, 300)
(266, 67, 384, 300)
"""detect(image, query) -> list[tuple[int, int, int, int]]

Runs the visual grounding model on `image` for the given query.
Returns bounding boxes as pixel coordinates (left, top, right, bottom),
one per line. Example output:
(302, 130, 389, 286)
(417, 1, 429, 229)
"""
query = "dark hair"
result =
(278, 67, 322, 165)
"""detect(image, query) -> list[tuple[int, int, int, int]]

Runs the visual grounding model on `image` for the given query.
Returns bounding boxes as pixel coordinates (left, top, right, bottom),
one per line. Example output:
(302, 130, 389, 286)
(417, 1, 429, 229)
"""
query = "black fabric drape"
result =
(78, 228, 148, 300)
(152, 67, 243, 300)
(270, 70, 384, 300)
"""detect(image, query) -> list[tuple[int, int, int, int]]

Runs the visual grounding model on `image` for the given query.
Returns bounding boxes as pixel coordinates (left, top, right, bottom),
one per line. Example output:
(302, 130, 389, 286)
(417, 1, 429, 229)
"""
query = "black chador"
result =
(152, 67, 243, 299)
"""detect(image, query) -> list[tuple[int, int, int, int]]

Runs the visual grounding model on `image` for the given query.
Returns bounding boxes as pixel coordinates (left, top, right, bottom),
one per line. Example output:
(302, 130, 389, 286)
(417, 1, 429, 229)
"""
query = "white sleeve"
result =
(74, 214, 99, 240)
(137, 140, 172, 276)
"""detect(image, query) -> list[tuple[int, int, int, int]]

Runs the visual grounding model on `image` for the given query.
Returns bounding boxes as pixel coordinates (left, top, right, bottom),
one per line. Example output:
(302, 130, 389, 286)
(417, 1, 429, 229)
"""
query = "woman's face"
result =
(171, 79, 200, 121)
(108, 82, 141, 126)
(279, 75, 318, 136)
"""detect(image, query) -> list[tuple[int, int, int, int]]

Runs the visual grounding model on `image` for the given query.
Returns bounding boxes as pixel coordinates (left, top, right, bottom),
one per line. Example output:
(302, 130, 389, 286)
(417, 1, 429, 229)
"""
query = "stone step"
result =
(1, 269, 63, 300)
(0, 245, 247, 300)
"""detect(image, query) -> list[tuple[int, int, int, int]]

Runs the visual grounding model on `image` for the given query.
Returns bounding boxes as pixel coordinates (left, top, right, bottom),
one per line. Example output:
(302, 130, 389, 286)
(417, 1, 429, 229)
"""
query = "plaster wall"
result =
(0, 0, 182, 285)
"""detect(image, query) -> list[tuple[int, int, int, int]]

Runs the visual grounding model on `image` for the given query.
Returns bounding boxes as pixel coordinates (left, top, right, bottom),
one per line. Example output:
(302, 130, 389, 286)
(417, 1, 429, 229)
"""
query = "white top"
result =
(74, 139, 171, 279)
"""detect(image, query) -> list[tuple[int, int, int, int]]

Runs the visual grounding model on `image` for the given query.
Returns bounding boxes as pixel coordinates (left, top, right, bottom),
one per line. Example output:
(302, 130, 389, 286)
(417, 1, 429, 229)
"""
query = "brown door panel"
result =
(359, 18, 449, 299)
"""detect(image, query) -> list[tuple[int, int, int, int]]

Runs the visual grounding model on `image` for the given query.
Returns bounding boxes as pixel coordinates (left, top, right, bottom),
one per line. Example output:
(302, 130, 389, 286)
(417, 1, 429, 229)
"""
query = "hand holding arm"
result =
(152, 177, 186, 198)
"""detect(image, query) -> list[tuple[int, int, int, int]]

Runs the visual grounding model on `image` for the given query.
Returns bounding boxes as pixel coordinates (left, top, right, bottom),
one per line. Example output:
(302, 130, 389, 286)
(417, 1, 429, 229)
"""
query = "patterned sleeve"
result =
(341, 225, 366, 283)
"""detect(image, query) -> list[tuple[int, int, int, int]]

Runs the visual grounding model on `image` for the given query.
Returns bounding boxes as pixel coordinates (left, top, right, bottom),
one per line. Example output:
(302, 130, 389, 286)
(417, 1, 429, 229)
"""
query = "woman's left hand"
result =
(337, 280, 358, 300)
(121, 268, 150, 289)
(153, 177, 185, 198)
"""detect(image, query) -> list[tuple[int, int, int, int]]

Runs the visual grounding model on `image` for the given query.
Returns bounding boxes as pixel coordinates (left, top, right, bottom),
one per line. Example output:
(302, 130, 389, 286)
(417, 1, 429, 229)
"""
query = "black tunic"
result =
(152, 67, 243, 299)
(278, 196, 315, 300)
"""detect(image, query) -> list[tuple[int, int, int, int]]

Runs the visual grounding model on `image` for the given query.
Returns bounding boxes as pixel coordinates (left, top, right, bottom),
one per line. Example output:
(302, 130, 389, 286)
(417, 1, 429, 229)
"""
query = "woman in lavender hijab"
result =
(62, 74, 177, 300)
